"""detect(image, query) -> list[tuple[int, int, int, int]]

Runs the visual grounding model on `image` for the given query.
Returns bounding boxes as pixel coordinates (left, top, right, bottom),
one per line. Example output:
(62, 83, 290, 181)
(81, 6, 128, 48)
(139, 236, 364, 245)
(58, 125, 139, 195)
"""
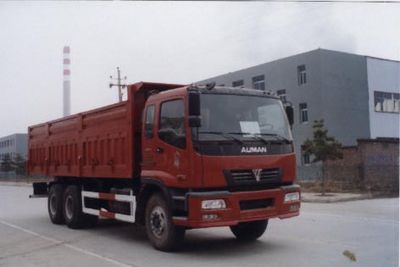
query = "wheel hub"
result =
(150, 206, 166, 238)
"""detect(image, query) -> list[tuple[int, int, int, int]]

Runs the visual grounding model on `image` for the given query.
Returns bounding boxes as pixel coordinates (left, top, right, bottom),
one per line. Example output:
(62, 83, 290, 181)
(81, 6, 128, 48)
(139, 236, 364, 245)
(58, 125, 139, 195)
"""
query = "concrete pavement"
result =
(0, 185, 398, 267)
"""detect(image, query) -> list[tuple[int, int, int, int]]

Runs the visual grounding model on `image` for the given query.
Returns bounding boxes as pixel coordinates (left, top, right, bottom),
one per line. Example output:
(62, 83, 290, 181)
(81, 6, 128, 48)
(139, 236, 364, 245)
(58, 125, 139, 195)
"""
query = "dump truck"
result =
(28, 82, 300, 251)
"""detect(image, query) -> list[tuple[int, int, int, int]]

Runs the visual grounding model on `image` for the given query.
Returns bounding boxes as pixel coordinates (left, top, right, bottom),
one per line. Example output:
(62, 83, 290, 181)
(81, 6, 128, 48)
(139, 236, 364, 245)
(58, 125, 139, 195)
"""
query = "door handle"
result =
(156, 147, 164, 154)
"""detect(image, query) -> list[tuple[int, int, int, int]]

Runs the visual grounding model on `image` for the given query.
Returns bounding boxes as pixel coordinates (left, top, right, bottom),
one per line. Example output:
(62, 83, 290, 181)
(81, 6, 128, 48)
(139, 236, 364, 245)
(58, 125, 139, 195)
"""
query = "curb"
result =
(301, 194, 373, 203)
(0, 182, 32, 187)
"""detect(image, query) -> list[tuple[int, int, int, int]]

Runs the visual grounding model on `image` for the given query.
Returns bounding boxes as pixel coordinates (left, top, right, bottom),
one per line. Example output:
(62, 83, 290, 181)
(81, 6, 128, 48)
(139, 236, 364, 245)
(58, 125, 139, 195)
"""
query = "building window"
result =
(299, 103, 308, 123)
(232, 80, 244, 88)
(374, 91, 400, 113)
(302, 153, 311, 165)
(252, 75, 265, 90)
(277, 89, 287, 103)
(301, 145, 311, 165)
(297, 65, 307, 85)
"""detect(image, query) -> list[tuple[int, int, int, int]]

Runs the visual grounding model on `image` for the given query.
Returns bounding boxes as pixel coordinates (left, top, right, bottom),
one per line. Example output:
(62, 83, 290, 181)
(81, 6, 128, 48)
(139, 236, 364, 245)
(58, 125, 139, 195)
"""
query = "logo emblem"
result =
(252, 169, 263, 182)
(241, 147, 267, 153)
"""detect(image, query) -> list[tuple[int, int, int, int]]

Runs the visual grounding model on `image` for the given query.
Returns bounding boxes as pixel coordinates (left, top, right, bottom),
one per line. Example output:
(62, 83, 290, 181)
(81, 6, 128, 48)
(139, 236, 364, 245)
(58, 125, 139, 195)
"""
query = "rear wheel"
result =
(48, 184, 65, 224)
(230, 220, 268, 241)
(145, 193, 185, 251)
(63, 185, 98, 229)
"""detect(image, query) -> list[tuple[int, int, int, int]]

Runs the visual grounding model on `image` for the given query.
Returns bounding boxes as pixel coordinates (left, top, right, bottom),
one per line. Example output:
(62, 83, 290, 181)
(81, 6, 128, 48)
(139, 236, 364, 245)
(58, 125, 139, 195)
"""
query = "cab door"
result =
(153, 98, 191, 187)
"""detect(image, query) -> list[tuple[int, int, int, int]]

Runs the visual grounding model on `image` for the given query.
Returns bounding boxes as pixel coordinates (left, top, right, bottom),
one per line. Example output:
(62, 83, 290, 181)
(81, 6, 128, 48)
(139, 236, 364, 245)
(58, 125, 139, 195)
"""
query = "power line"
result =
(109, 67, 127, 103)
(224, 0, 400, 3)
(292, 1, 398, 3)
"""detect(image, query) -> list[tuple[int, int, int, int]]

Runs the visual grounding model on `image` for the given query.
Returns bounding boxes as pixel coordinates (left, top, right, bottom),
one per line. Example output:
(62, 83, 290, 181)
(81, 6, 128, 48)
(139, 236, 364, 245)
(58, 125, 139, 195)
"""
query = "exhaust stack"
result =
(63, 46, 71, 117)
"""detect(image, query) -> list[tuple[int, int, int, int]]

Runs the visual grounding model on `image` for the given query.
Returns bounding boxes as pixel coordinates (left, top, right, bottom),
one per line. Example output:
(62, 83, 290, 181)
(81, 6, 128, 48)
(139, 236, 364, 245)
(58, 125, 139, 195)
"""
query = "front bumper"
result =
(173, 184, 300, 228)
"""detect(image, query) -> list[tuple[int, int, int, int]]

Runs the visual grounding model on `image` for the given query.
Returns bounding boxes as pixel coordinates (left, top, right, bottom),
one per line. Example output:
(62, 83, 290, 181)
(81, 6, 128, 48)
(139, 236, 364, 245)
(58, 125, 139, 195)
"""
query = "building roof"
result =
(198, 48, 399, 82)
(0, 133, 27, 140)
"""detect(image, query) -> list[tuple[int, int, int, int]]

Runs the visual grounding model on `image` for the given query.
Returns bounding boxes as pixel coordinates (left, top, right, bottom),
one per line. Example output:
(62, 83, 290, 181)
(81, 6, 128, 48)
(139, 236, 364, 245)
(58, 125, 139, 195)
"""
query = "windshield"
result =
(196, 93, 292, 142)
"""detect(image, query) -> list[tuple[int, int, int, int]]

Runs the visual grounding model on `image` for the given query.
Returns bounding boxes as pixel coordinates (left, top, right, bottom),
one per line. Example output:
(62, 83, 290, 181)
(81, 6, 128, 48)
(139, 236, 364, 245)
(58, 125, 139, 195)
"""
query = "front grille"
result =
(230, 168, 281, 182)
(224, 168, 282, 190)
(239, 198, 274, 210)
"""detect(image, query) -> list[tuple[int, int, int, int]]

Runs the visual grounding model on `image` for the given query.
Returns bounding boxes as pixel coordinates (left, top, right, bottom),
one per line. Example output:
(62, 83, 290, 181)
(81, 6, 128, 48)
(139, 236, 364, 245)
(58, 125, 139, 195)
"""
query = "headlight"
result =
(201, 199, 226, 210)
(284, 192, 300, 203)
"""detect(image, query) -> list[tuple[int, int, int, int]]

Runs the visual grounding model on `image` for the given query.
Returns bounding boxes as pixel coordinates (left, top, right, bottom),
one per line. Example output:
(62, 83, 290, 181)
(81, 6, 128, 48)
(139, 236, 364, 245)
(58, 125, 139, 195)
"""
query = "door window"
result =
(159, 99, 186, 149)
(144, 105, 155, 138)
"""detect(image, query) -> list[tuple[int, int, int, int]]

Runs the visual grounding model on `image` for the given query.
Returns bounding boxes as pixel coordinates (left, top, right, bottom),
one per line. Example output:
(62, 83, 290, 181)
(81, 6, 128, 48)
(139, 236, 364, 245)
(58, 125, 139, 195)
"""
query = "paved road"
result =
(0, 185, 398, 267)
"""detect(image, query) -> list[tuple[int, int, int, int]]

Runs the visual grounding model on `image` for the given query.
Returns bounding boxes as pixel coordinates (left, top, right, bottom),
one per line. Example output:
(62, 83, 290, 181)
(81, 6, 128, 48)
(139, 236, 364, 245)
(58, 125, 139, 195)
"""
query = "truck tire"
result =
(48, 184, 65, 224)
(145, 193, 185, 251)
(63, 185, 98, 229)
(230, 220, 268, 241)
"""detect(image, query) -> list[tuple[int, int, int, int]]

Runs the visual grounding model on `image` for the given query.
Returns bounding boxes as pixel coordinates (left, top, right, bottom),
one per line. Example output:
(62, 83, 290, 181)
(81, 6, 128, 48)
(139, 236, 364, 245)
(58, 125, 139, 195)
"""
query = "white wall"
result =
(367, 57, 400, 139)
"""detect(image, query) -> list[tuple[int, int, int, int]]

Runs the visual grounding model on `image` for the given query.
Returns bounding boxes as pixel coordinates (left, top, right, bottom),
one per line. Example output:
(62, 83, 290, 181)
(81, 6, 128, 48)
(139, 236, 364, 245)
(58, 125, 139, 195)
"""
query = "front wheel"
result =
(230, 220, 268, 241)
(145, 193, 185, 251)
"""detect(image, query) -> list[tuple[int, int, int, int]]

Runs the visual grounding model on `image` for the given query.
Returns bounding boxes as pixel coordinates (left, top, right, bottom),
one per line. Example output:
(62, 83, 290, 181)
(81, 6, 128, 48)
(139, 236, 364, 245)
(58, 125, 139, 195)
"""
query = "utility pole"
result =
(109, 67, 127, 102)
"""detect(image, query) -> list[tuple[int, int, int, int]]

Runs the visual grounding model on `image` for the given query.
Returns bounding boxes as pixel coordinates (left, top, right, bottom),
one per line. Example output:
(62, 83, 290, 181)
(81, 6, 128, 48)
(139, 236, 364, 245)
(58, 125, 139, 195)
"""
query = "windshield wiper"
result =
(198, 131, 244, 144)
(228, 132, 291, 144)
(227, 132, 270, 145)
(256, 133, 292, 143)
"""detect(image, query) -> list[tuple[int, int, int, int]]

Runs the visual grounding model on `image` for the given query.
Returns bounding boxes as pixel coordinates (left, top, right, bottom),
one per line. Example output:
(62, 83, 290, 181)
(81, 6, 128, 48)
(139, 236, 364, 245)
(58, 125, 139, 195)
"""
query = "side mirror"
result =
(188, 91, 200, 116)
(188, 91, 201, 127)
(189, 116, 201, 128)
(285, 106, 294, 126)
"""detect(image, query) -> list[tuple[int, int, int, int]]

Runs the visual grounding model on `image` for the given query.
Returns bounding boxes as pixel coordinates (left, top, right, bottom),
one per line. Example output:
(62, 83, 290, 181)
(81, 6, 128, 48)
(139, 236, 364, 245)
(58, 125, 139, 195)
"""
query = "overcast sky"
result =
(0, 1, 399, 137)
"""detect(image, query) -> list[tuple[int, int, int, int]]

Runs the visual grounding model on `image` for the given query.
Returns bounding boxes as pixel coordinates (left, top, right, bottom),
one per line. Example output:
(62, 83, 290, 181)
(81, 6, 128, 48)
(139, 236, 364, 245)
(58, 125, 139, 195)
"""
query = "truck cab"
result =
(140, 84, 300, 233)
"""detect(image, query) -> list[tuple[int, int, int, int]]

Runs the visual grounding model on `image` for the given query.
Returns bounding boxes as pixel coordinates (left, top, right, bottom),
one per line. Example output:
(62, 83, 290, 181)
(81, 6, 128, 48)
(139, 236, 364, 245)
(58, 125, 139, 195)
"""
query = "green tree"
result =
(14, 154, 26, 175)
(0, 154, 15, 173)
(303, 120, 343, 196)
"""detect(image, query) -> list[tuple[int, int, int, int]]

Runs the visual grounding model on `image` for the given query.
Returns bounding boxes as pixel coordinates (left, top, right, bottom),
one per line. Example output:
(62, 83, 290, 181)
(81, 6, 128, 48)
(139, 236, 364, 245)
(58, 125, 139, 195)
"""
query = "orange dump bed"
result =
(28, 82, 183, 179)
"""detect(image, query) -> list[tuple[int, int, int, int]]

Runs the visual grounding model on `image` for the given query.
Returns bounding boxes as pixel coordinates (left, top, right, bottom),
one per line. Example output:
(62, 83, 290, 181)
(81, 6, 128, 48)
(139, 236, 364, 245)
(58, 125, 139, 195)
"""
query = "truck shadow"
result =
(26, 216, 287, 258)
(94, 219, 148, 241)
(180, 231, 284, 257)
(93, 219, 287, 257)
